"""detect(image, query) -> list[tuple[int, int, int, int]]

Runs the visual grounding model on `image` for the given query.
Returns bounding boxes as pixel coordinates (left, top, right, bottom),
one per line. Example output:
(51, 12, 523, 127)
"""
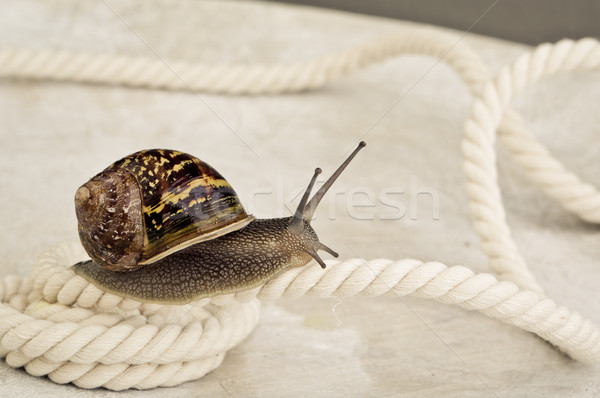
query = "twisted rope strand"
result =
(5, 244, 597, 392)
(463, 38, 600, 292)
(251, 259, 600, 364)
(0, 30, 599, 390)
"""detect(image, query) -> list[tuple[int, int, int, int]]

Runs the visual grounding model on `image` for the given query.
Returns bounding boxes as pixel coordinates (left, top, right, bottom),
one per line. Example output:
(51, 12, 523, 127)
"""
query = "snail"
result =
(72, 142, 366, 304)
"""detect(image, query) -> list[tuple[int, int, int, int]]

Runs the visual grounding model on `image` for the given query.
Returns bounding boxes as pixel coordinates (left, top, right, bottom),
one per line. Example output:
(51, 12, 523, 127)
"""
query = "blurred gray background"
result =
(266, 0, 600, 44)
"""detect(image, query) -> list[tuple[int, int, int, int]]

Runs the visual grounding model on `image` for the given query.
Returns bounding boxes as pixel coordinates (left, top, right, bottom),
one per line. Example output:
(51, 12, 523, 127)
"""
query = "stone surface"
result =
(0, 0, 599, 396)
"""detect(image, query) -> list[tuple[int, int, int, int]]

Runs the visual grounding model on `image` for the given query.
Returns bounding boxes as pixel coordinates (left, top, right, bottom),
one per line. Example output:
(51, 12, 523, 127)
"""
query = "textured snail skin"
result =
(72, 217, 319, 304)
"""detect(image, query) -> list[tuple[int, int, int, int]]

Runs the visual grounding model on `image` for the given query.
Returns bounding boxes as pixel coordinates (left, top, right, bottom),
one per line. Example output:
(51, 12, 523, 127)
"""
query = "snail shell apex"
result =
(75, 149, 253, 271)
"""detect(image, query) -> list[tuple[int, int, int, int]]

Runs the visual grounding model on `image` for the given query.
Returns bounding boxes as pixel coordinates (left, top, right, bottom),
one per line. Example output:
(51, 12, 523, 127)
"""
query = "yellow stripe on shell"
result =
(143, 177, 233, 215)
(159, 196, 238, 223)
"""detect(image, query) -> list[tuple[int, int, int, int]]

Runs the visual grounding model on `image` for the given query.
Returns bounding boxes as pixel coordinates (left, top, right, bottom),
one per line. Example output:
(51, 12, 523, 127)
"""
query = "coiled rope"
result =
(0, 28, 599, 390)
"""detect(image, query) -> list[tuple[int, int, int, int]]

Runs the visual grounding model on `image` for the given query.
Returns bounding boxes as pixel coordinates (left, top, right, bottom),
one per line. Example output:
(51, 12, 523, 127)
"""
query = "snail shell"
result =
(74, 149, 253, 271)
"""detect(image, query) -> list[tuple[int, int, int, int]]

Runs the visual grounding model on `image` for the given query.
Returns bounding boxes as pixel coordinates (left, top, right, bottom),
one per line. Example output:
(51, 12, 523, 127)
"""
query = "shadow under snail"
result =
(72, 142, 366, 304)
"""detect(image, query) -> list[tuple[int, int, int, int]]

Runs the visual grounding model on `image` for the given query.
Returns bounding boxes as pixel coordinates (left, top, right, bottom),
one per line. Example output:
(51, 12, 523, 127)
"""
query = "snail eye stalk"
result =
(289, 141, 365, 269)
(290, 168, 321, 233)
(303, 141, 366, 221)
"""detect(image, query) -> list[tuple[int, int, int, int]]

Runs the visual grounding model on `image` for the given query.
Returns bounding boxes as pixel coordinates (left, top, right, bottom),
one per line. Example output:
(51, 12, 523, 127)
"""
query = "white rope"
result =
(0, 29, 599, 390)
(464, 38, 600, 293)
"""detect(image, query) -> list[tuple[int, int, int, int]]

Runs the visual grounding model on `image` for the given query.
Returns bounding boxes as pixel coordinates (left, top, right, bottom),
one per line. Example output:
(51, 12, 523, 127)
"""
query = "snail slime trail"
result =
(73, 142, 366, 304)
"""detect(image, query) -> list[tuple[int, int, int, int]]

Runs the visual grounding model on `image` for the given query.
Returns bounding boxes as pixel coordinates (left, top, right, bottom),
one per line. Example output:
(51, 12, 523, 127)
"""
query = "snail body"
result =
(72, 143, 366, 304)
(74, 218, 319, 303)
